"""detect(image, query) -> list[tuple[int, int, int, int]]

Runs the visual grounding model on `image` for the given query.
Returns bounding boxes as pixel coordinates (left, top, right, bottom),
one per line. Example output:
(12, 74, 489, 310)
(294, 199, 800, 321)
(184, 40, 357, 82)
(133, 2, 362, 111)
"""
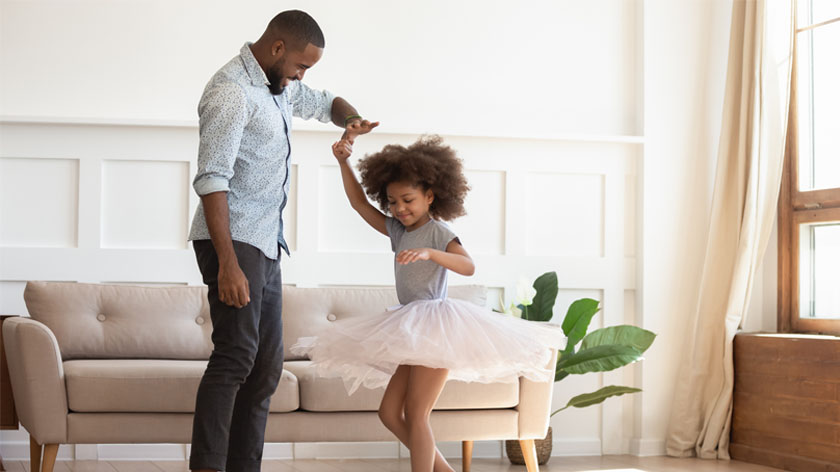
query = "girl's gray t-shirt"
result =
(385, 217, 459, 305)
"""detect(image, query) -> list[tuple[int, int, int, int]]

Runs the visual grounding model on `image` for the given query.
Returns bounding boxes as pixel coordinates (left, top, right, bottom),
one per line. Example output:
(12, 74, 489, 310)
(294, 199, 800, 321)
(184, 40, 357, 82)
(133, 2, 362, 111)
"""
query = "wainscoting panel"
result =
(101, 159, 190, 249)
(0, 157, 79, 248)
(449, 170, 507, 256)
(525, 172, 604, 258)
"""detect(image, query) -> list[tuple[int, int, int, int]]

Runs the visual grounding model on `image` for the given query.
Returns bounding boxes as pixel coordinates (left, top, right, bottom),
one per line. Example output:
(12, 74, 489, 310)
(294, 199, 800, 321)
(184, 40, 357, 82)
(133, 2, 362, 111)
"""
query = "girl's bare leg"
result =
(379, 365, 454, 472)
(404, 366, 449, 472)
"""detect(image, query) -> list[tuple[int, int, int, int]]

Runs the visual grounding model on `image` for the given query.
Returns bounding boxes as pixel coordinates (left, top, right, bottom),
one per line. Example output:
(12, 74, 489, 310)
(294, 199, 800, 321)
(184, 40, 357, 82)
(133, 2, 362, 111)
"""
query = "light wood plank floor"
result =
(1, 457, 784, 472)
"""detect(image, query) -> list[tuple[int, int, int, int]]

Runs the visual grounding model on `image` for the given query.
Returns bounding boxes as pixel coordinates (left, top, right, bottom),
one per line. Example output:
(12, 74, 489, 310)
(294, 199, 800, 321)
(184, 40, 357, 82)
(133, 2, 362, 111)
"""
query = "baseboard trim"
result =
(0, 439, 635, 460)
(629, 438, 666, 456)
(0, 442, 75, 461)
(293, 442, 398, 459)
(550, 438, 602, 456)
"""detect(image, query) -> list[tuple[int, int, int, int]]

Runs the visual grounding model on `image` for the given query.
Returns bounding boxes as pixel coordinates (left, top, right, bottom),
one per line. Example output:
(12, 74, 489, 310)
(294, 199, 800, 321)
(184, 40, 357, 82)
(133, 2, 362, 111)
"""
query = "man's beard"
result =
(268, 80, 284, 95)
(267, 61, 286, 95)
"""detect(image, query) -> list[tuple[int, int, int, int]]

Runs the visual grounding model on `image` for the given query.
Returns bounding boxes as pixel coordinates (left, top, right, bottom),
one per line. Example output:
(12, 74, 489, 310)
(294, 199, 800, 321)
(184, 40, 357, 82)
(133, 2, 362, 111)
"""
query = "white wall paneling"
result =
(0, 157, 79, 248)
(0, 122, 202, 291)
(525, 173, 604, 258)
(0, 119, 640, 459)
(317, 165, 390, 254)
(101, 159, 190, 249)
(449, 170, 507, 256)
(0, 281, 28, 316)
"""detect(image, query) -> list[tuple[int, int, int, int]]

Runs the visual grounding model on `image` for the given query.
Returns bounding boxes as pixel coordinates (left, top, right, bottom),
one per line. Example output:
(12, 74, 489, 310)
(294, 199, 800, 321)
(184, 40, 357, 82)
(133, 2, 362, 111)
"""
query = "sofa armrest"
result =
(2, 317, 68, 443)
(516, 349, 558, 439)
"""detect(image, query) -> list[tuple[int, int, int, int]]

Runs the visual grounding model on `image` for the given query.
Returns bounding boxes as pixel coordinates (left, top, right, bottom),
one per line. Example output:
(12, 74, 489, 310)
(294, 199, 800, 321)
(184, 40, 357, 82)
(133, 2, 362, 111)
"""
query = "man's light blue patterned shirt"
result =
(188, 43, 335, 259)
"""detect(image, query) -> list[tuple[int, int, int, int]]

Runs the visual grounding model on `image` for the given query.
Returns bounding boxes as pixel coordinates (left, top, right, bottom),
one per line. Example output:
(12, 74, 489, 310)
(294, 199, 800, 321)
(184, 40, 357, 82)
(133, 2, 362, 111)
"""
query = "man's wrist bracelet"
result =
(344, 114, 362, 126)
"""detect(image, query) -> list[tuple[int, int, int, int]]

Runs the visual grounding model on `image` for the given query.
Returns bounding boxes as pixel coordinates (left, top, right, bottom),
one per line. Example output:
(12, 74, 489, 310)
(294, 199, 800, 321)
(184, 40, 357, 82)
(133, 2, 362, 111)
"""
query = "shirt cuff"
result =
(194, 175, 230, 196)
(322, 90, 337, 123)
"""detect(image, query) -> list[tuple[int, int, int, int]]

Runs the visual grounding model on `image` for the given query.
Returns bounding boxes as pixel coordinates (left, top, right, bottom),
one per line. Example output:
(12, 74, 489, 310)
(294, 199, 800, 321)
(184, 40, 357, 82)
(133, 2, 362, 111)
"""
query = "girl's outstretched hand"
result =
(396, 248, 431, 265)
(332, 139, 353, 161)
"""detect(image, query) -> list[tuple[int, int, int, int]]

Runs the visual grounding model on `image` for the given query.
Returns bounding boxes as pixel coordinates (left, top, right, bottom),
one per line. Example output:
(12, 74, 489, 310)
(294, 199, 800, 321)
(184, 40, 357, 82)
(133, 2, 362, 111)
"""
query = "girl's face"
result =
(386, 180, 434, 231)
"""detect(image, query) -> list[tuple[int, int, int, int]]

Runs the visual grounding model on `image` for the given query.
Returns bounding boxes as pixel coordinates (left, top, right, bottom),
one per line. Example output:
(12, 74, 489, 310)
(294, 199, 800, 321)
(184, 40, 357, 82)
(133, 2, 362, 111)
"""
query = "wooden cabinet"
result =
(0, 315, 18, 430)
(730, 332, 840, 470)
(1, 315, 19, 471)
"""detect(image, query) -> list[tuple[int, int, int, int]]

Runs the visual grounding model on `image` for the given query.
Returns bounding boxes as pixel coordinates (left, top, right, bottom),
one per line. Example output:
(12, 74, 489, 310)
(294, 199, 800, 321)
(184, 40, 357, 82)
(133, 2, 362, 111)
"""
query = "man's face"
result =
(267, 42, 323, 95)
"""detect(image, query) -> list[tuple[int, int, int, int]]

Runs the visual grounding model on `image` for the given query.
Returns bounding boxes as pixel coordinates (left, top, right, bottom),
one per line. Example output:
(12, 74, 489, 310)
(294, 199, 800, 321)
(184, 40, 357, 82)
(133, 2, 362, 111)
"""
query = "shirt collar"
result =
(241, 42, 270, 87)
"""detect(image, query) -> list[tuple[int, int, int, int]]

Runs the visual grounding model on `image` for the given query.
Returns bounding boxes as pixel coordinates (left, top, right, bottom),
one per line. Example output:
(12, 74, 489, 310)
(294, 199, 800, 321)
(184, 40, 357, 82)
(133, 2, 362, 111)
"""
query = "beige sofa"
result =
(3, 281, 556, 472)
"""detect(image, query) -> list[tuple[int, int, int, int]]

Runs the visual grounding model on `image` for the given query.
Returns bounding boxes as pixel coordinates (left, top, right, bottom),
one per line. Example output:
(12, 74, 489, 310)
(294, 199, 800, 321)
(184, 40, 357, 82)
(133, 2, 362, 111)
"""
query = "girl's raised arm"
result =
(332, 140, 388, 236)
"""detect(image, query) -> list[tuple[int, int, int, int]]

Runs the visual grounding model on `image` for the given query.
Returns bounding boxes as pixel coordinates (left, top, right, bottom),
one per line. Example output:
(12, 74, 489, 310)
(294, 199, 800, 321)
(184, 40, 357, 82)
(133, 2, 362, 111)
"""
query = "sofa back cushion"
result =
(23, 282, 487, 361)
(281, 285, 487, 360)
(24, 281, 213, 360)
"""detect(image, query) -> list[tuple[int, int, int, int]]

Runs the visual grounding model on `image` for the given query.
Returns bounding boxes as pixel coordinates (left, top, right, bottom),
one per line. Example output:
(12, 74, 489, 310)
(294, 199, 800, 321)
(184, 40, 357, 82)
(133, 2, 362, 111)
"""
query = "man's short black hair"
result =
(268, 10, 325, 50)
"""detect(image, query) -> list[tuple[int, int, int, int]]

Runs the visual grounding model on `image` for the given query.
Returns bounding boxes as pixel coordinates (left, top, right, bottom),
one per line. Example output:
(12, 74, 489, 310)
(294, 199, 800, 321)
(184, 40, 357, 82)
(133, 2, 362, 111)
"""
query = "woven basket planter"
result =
(505, 426, 552, 465)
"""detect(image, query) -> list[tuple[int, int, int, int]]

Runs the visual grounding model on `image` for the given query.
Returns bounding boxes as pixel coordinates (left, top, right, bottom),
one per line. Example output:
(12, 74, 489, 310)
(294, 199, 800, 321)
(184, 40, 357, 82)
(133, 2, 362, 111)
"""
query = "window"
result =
(778, 0, 840, 335)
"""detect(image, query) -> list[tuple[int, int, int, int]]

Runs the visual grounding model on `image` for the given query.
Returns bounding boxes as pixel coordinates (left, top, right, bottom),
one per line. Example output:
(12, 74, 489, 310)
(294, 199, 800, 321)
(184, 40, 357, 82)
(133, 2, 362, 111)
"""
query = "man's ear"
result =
(271, 39, 286, 57)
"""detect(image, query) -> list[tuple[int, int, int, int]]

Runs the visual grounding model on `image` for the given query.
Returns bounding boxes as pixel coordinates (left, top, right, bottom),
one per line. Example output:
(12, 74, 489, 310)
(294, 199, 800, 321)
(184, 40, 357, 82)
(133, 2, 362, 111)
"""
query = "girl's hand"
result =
(396, 248, 432, 265)
(332, 139, 353, 161)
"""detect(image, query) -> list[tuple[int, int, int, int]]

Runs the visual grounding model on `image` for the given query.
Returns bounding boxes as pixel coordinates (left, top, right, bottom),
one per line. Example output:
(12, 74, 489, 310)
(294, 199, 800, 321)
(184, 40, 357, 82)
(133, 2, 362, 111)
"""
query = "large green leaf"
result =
(555, 351, 570, 381)
(581, 325, 656, 354)
(551, 385, 642, 415)
(561, 298, 601, 349)
(526, 271, 558, 322)
(557, 345, 642, 374)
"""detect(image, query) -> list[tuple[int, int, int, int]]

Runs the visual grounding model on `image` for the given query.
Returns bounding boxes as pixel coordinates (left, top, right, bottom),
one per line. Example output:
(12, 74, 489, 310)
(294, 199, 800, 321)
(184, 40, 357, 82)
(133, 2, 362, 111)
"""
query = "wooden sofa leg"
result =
(41, 444, 59, 472)
(461, 440, 473, 472)
(29, 437, 42, 472)
(519, 439, 539, 472)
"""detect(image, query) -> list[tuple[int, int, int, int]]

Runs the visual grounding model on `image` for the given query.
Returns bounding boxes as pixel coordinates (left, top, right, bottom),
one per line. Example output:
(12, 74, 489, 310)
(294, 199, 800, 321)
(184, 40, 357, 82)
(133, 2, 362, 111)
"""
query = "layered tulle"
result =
(291, 298, 566, 395)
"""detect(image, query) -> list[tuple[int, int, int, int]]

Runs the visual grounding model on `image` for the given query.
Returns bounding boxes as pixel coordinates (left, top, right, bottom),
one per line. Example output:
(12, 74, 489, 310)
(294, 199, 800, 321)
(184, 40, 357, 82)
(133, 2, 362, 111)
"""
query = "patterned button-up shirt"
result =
(189, 43, 335, 259)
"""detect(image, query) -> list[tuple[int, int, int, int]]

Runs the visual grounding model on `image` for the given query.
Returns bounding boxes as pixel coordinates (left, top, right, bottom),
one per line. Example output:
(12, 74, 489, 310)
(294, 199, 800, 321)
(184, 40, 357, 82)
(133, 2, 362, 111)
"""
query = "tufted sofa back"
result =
(23, 282, 487, 361)
(24, 281, 213, 360)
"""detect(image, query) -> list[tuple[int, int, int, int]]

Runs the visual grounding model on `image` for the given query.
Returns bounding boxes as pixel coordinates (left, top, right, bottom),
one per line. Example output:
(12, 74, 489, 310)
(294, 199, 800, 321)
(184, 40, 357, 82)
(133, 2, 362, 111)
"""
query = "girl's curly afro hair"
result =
(357, 135, 470, 221)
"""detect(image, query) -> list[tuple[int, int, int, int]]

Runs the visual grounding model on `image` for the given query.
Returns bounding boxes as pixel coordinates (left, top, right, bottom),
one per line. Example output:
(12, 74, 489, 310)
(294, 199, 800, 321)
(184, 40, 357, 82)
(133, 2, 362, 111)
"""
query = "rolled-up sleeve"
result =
(193, 81, 248, 196)
(287, 80, 335, 123)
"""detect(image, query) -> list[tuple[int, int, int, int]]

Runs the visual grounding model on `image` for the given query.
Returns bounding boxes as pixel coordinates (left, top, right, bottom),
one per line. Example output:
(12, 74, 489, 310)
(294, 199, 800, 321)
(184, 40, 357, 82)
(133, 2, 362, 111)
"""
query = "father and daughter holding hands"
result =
(188, 10, 562, 472)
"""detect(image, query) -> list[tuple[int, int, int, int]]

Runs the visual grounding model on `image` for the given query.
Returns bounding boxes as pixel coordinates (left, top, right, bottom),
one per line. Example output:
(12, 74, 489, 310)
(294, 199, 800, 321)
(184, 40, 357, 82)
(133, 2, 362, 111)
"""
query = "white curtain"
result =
(665, 0, 794, 460)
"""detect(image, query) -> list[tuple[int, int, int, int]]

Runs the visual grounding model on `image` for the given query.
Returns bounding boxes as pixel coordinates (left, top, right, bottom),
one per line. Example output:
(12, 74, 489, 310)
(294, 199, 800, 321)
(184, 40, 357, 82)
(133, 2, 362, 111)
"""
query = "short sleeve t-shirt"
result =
(385, 217, 459, 305)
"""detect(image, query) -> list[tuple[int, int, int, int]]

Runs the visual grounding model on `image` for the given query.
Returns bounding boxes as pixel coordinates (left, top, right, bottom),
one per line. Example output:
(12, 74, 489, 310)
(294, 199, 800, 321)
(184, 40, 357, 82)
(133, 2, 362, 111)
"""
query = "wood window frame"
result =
(778, 8, 840, 335)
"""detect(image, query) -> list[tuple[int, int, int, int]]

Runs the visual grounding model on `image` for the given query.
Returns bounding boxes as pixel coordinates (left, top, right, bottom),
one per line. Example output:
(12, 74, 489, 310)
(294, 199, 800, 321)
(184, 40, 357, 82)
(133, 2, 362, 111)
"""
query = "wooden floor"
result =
(1, 456, 784, 472)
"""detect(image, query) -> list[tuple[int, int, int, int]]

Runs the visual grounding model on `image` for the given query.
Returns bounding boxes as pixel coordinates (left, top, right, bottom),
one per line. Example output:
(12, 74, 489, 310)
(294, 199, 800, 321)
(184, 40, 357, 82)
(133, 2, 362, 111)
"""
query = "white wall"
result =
(0, 0, 639, 138)
(0, 0, 767, 462)
(636, 0, 731, 454)
(637, 0, 780, 455)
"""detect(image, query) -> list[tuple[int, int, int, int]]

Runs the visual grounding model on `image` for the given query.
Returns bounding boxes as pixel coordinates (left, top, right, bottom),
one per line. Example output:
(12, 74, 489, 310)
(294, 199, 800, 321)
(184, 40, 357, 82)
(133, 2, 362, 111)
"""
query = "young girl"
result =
(292, 135, 564, 472)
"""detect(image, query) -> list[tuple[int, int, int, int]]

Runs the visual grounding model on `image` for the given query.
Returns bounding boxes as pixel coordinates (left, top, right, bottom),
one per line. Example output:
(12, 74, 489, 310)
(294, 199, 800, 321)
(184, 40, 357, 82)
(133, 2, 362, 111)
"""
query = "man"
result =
(187, 10, 377, 472)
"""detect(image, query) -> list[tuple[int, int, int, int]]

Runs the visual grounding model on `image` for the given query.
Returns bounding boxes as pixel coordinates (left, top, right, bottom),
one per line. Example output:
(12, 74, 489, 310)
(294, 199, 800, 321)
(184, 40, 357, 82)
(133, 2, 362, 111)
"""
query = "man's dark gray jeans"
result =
(190, 240, 283, 472)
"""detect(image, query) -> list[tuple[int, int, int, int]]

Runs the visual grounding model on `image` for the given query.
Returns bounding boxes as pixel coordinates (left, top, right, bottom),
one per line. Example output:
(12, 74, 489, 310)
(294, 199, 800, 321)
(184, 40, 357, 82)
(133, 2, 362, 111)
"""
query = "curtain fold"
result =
(665, 0, 794, 459)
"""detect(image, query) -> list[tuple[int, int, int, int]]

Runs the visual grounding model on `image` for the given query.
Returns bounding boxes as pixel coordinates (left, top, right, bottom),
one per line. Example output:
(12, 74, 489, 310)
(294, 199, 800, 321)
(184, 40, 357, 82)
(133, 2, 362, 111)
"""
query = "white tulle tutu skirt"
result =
(291, 298, 566, 394)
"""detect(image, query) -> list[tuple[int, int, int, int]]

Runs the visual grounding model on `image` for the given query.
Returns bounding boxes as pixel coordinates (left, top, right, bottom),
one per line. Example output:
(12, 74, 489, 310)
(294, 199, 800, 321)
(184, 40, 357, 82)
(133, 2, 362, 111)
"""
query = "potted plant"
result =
(499, 272, 656, 465)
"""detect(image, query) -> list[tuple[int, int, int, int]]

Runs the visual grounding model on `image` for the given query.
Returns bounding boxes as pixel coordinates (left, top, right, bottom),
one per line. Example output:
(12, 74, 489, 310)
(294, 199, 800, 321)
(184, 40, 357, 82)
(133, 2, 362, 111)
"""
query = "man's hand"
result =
(332, 139, 353, 162)
(342, 119, 379, 143)
(396, 248, 432, 265)
(218, 261, 250, 308)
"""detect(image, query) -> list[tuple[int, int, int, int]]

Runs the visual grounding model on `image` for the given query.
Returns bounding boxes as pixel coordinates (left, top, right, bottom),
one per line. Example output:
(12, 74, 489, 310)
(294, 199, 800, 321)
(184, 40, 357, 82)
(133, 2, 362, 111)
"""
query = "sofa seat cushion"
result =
(284, 361, 518, 412)
(64, 359, 299, 413)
